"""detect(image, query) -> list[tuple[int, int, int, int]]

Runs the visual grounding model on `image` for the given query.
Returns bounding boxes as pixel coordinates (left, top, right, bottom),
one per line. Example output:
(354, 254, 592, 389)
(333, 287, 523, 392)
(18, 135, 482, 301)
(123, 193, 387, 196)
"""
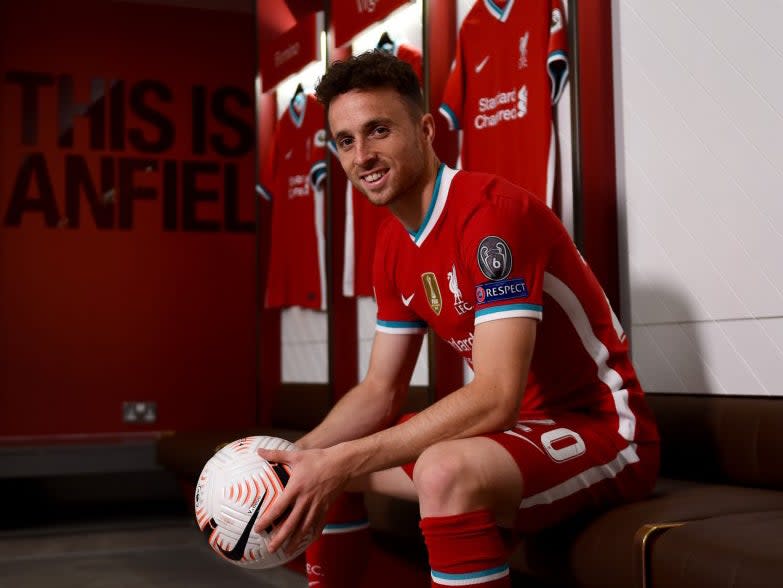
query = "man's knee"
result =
(412, 437, 524, 522)
(413, 442, 484, 514)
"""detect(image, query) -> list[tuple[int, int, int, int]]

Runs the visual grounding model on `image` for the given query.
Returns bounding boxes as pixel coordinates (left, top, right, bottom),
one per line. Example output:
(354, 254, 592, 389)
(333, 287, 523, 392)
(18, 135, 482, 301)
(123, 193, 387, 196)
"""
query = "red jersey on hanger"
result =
(439, 0, 569, 207)
(259, 93, 327, 310)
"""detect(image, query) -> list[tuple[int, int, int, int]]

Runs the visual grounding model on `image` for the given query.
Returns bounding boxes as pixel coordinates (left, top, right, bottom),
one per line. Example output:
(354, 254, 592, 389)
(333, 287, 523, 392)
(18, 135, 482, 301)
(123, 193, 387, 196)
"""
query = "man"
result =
(255, 51, 659, 588)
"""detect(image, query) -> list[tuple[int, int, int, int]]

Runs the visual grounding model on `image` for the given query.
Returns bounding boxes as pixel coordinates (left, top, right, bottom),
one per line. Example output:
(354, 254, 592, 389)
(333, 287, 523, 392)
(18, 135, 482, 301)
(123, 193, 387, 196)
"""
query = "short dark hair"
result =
(315, 50, 424, 115)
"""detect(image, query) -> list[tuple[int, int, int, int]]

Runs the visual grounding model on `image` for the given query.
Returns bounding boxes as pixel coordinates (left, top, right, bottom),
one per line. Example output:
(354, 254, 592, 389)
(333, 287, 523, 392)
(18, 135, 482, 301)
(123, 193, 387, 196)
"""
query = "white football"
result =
(194, 435, 307, 569)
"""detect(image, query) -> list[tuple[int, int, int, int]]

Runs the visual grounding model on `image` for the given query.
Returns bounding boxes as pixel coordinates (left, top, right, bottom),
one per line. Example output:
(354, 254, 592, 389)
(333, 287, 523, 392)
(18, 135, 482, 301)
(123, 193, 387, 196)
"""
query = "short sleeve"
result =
(462, 184, 562, 326)
(548, 0, 569, 105)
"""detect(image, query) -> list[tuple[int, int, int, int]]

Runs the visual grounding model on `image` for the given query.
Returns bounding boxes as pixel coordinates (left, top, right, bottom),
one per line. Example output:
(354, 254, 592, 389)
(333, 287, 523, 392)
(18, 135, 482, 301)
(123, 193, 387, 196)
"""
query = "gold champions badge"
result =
(421, 272, 442, 315)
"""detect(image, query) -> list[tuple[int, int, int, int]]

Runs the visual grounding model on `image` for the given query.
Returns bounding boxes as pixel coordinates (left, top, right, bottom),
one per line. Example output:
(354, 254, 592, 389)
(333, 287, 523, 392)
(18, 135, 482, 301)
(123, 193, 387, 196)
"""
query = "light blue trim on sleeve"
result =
(438, 103, 460, 131)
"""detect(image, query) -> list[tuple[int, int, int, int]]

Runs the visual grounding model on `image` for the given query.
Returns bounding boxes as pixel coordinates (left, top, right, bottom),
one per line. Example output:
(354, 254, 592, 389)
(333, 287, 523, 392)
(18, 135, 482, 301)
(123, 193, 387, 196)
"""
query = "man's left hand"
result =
(253, 446, 350, 555)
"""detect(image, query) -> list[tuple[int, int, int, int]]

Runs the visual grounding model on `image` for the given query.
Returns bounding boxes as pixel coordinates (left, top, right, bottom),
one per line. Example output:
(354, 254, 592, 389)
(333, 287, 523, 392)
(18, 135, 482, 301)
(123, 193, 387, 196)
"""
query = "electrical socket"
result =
(122, 401, 157, 423)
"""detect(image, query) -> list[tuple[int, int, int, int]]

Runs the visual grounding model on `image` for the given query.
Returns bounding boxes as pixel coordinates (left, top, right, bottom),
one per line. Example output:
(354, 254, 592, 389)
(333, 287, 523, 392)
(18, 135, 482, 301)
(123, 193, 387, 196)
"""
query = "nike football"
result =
(194, 435, 308, 569)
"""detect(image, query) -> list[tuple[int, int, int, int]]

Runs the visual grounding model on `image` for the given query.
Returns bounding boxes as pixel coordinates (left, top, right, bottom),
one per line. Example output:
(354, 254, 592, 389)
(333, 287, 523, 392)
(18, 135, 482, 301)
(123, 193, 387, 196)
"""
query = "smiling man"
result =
(254, 50, 660, 588)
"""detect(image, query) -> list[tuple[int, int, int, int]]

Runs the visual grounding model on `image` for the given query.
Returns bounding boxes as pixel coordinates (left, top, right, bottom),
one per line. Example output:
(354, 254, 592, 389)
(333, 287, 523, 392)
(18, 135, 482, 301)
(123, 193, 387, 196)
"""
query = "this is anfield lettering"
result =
(2, 71, 255, 232)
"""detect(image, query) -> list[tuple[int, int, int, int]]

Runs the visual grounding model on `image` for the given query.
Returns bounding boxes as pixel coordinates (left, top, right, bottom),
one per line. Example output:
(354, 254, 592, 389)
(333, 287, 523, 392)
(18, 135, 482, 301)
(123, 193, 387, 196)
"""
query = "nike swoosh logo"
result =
(401, 293, 415, 306)
(475, 56, 490, 73)
(216, 495, 264, 561)
(209, 462, 289, 561)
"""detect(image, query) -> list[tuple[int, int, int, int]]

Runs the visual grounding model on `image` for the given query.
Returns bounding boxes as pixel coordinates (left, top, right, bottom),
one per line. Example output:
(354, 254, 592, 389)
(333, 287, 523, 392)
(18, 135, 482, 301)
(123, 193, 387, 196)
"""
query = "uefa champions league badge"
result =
(477, 236, 512, 281)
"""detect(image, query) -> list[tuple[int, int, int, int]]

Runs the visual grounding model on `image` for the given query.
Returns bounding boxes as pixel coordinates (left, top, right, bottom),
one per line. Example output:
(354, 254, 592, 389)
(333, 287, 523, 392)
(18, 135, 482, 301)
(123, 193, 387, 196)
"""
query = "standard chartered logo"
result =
(474, 85, 528, 129)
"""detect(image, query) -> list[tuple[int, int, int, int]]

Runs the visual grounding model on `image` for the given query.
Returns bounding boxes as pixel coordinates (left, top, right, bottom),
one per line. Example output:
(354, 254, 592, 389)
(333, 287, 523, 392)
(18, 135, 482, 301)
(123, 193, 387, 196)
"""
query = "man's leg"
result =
(308, 413, 657, 587)
(339, 438, 521, 588)
(412, 438, 522, 588)
(305, 468, 416, 587)
(305, 491, 371, 587)
(405, 413, 657, 587)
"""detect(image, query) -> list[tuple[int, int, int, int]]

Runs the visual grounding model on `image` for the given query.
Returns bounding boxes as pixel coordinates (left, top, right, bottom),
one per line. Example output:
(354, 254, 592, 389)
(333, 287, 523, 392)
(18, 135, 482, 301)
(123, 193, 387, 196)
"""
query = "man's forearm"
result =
(297, 320, 531, 479)
(329, 377, 519, 480)
(296, 380, 406, 450)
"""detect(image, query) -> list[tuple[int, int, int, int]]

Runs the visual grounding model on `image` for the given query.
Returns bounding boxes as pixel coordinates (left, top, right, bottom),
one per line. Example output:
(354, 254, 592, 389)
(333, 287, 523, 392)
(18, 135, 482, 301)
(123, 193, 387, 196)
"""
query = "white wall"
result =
(613, 0, 783, 396)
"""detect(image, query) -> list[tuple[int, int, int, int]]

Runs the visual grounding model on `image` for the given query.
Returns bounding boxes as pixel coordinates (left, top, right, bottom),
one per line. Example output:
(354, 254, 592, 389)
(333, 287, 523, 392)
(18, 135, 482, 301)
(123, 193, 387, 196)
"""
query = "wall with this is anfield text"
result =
(0, 0, 258, 437)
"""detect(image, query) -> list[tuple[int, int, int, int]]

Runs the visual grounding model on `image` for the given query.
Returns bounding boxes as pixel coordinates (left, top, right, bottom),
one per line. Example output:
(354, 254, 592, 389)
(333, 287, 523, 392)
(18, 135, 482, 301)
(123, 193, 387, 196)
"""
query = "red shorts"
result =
(398, 411, 659, 534)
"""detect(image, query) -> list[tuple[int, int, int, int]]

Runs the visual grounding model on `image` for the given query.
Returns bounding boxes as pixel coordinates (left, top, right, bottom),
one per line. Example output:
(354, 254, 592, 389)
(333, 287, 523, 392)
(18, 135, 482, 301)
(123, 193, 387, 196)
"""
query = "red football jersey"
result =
(373, 165, 658, 445)
(259, 93, 327, 310)
(439, 0, 569, 206)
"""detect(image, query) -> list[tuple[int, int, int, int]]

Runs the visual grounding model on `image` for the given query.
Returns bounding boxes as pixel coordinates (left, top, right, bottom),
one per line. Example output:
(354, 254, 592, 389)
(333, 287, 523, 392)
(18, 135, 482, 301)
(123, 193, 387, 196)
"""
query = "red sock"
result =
(306, 492, 370, 587)
(420, 510, 512, 587)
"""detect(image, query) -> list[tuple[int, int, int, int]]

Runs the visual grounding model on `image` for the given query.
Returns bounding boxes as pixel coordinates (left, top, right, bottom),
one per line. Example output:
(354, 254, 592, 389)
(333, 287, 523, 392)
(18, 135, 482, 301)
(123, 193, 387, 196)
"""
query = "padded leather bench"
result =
(645, 510, 783, 587)
(509, 394, 783, 588)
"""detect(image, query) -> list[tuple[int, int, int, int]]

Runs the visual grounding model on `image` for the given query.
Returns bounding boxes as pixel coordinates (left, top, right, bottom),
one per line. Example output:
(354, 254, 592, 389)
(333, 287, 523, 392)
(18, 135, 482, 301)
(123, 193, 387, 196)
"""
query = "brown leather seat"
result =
(511, 481, 783, 588)
(510, 394, 783, 588)
(649, 510, 783, 588)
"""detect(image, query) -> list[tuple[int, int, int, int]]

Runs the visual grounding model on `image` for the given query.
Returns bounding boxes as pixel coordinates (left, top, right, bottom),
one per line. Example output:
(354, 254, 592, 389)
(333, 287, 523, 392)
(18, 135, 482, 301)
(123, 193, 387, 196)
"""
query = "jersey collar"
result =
(408, 164, 458, 247)
(483, 0, 515, 23)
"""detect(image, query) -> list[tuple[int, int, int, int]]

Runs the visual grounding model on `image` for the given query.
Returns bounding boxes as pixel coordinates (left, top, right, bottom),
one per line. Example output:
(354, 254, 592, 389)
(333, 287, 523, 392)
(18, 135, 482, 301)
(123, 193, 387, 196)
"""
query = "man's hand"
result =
(253, 446, 350, 555)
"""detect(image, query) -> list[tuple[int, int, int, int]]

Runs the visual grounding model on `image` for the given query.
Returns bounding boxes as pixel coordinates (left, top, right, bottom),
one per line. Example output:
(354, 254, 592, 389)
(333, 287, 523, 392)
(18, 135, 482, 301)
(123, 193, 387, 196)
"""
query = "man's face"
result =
(328, 87, 432, 208)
